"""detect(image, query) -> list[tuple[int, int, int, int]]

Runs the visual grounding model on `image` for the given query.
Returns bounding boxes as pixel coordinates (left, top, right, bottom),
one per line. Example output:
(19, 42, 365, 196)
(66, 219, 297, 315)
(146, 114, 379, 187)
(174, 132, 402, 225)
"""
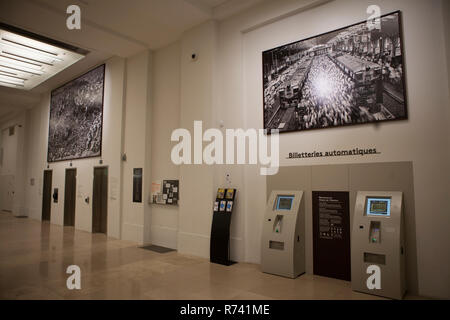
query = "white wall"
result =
(18, 50, 154, 246)
(23, 102, 46, 219)
(146, 0, 450, 298)
(177, 21, 218, 258)
(150, 42, 181, 249)
(22, 57, 126, 239)
(121, 50, 153, 244)
(19, 51, 155, 244)
(1, 124, 18, 176)
(212, 0, 450, 299)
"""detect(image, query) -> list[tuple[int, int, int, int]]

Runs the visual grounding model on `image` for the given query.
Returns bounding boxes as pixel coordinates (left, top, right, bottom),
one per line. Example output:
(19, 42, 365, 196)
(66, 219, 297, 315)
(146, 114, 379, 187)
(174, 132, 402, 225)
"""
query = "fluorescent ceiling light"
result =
(0, 71, 26, 80)
(0, 79, 24, 87)
(2, 51, 54, 66)
(1, 40, 63, 62)
(0, 23, 88, 90)
(0, 55, 43, 70)
(0, 74, 24, 85)
(0, 63, 44, 76)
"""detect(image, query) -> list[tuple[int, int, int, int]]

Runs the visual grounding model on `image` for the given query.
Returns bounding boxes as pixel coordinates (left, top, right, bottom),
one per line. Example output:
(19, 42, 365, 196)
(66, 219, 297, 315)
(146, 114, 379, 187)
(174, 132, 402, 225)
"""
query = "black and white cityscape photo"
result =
(263, 11, 407, 132)
(48, 64, 105, 162)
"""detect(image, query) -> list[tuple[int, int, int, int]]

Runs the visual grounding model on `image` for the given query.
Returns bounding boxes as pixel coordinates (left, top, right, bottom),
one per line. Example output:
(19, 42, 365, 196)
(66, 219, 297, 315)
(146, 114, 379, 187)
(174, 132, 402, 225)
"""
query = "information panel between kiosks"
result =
(210, 188, 237, 266)
(351, 191, 406, 299)
(261, 190, 305, 278)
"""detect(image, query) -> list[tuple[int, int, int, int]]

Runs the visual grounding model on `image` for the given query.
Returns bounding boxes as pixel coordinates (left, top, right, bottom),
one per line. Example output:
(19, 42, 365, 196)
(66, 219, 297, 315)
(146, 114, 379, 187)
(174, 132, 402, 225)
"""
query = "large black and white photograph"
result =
(47, 64, 105, 162)
(263, 11, 407, 133)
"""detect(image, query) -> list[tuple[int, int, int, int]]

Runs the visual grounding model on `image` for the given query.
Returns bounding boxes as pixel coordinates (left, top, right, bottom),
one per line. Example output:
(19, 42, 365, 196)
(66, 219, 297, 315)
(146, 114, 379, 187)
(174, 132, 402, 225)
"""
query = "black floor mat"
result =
(141, 245, 175, 253)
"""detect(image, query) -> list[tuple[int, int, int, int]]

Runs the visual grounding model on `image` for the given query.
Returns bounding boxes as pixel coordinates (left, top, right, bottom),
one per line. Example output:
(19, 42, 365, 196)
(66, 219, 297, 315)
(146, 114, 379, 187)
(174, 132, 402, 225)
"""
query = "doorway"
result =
(41, 170, 52, 221)
(0, 175, 14, 212)
(92, 167, 108, 234)
(64, 168, 77, 226)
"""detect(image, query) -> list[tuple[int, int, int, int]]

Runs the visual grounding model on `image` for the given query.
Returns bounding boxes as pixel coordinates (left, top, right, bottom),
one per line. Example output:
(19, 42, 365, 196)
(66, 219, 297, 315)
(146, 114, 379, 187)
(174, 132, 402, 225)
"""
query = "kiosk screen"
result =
(276, 196, 294, 211)
(366, 198, 391, 216)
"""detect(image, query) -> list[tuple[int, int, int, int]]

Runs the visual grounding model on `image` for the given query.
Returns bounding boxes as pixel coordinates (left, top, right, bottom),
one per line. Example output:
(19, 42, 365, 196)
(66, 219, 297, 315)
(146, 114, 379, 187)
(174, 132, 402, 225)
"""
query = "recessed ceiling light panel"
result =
(0, 23, 87, 90)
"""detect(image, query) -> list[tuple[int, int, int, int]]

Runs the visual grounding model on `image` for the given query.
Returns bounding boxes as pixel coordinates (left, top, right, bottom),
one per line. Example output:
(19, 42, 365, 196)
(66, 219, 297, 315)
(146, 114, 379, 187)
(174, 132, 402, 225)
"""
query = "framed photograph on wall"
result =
(262, 11, 407, 133)
(47, 64, 105, 162)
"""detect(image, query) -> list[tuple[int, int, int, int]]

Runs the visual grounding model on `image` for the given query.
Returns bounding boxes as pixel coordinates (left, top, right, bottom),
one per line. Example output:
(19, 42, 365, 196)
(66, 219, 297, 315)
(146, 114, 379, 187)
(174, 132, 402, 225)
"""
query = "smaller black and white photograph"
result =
(47, 64, 105, 162)
(263, 11, 407, 133)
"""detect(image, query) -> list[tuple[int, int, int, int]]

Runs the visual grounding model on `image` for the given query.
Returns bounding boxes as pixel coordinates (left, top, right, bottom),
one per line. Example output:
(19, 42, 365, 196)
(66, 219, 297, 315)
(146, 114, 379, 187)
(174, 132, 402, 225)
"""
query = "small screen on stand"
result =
(276, 196, 294, 210)
(366, 197, 391, 216)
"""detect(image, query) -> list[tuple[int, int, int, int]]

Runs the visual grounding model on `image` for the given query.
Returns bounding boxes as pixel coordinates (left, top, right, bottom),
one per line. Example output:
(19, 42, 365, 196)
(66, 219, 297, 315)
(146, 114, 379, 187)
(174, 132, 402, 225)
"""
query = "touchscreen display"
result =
(276, 196, 294, 210)
(366, 197, 391, 216)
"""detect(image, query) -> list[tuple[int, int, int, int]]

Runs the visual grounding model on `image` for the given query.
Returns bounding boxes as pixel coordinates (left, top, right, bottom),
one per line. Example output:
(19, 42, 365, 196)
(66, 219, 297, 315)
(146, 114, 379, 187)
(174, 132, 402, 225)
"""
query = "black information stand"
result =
(210, 188, 236, 266)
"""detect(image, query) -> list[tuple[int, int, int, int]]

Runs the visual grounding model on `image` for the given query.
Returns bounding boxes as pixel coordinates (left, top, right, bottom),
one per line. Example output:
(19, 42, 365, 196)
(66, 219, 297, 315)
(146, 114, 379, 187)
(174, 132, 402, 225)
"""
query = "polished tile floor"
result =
(0, 212, 417, 300)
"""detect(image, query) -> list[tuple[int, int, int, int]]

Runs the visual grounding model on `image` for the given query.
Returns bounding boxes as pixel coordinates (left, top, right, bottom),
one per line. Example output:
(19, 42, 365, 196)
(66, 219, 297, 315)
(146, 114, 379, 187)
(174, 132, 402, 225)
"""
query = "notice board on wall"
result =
(162, 180, 179, 205)
(312, 191, 350, 281)
(150, 180, 179, 205)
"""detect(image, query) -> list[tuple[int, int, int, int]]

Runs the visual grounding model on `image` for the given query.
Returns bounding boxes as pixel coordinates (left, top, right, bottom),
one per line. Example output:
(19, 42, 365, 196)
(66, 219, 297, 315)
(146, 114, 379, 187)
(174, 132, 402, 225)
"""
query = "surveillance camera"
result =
(191, 53, 197, 61)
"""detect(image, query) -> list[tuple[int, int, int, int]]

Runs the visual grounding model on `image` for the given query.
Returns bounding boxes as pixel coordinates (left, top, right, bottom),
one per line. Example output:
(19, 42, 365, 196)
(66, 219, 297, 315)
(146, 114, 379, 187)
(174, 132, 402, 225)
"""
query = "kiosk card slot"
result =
(269, 240, 284, 250)
(369, 221, 381, 243)
(364, 252, 386, 265)
(273, 215, 283, 233)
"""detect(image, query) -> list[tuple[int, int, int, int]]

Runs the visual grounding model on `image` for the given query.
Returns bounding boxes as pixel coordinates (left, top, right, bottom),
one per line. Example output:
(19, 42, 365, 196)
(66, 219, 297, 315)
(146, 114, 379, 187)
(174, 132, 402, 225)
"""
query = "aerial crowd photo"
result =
(263, 11, 406, 132)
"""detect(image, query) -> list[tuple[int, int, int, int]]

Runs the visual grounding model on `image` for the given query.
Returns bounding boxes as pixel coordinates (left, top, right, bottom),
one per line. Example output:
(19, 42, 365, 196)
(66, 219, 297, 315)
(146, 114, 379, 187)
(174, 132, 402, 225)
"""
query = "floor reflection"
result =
(0, 212, 424, 300)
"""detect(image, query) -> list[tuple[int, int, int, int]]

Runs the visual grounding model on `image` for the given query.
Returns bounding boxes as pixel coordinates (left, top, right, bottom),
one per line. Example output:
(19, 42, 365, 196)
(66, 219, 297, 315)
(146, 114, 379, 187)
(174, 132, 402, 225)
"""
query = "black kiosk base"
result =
(210, 188, 236, 266)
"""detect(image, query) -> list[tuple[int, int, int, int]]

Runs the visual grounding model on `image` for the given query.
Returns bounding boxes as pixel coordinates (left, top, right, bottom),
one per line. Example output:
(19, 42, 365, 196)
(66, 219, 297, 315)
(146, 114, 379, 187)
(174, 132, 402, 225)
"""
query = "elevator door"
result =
(41, 170, 52, 221)
(92, 167, 108, 234)
(64, 169, 76, 226)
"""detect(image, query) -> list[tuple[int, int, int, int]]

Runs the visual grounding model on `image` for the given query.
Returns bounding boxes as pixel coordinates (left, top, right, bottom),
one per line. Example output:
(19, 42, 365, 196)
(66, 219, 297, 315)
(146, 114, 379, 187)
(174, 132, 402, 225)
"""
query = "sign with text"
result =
(312, 191, 350, 281)
(133, 168, 142, 203)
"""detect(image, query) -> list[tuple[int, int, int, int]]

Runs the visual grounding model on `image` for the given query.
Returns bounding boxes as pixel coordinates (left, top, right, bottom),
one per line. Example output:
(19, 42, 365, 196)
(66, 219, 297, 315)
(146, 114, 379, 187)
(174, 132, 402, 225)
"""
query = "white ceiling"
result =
(0, 0, 263, 121)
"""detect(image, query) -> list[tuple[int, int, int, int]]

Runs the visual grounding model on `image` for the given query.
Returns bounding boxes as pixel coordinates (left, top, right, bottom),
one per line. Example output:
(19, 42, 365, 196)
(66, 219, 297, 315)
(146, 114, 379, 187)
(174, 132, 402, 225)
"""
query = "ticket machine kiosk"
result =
(261, 190, 305, 278)
(351, 191, 406, 299)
